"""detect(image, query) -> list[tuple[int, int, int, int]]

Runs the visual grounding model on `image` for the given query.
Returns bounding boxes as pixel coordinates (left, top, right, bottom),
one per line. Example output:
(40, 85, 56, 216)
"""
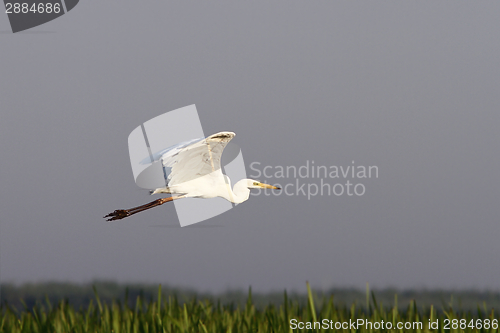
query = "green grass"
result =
(0, 282, 498, 333)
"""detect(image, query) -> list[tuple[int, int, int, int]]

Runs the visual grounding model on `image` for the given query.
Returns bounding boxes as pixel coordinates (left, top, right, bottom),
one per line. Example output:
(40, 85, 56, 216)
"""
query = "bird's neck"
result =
(224, 179, 250, 204)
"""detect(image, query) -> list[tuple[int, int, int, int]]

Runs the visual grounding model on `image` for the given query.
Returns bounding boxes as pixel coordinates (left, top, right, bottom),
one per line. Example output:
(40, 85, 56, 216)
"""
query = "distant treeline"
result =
(1, 281, 499, 313)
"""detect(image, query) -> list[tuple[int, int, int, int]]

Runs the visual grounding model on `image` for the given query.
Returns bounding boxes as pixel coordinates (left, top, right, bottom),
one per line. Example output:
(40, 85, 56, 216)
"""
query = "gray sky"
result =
(1, 1, 499, 293)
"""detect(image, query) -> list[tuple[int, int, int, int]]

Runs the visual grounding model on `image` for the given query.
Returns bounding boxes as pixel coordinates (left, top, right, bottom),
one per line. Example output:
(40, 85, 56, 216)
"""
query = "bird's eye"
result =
(253, 182, 259, 186)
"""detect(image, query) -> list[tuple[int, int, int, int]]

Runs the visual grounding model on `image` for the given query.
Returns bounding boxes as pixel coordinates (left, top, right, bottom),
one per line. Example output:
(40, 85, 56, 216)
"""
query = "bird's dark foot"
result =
(104, 209, 130, 221)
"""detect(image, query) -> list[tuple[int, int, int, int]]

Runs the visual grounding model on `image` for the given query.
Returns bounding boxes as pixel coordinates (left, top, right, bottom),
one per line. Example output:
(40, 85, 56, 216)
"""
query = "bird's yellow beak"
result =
(260, 183, 281, 190)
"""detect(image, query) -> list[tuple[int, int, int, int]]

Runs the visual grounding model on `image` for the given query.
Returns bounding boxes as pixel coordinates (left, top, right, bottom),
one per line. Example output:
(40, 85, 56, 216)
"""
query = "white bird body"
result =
(152, 173, 253, 203)
(105, 131, 279, 221)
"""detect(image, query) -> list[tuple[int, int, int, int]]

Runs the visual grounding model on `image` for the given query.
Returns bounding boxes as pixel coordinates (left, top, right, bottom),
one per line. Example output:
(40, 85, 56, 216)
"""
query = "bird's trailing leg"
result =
(104, 195, 186, 221)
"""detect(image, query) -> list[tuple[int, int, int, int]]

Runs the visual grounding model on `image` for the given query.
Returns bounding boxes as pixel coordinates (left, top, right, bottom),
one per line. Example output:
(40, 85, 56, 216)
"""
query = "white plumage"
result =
(105, 131, 280, 221)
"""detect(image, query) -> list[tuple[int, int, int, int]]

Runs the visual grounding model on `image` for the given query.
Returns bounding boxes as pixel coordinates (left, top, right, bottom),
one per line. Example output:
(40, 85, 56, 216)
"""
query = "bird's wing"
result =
(140, 137, 202, 165)
(147, 132, 235, 187)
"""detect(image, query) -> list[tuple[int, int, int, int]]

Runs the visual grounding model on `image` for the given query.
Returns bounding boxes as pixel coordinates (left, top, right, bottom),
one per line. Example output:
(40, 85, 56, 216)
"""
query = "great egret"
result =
(104, 131, 280, 221)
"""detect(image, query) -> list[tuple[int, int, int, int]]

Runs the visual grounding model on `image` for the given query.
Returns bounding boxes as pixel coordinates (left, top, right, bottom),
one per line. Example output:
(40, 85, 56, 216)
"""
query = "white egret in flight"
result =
(104, 131, 280, 221)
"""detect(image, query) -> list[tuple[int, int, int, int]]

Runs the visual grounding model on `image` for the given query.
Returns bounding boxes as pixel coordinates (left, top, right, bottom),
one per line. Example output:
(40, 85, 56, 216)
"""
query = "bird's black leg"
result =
(104, 196, 183, 221)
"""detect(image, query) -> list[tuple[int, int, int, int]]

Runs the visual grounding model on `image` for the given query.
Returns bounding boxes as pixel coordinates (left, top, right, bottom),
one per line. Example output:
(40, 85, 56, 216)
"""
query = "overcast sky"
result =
(1, 1, 499, 293)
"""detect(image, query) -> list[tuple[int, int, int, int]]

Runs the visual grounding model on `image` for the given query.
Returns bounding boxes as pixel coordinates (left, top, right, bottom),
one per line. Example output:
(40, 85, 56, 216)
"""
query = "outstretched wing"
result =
(144, 131, 235, 187)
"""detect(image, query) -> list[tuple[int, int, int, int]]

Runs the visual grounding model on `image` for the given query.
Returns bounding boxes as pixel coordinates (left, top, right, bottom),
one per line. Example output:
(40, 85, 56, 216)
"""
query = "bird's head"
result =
(246, 179, 281, 190)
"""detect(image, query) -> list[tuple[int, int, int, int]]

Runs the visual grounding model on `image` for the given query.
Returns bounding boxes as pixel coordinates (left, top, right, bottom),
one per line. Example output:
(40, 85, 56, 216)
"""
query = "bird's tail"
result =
(149, 187, 170, 195)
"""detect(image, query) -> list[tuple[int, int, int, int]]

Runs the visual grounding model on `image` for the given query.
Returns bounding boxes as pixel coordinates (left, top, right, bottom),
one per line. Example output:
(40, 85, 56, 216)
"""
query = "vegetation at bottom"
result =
(0, 282, 498, 333)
